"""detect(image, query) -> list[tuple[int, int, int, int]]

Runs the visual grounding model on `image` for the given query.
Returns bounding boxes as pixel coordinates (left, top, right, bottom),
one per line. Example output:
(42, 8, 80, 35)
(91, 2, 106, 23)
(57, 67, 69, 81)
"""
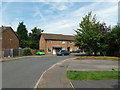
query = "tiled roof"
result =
(42, 33, 75, 41)
(0, 26, 11, 32)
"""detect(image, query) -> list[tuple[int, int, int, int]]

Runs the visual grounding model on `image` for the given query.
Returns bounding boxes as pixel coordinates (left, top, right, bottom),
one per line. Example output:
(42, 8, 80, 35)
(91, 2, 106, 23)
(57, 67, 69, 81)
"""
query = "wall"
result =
(2, 28, 19, 49)
(46, 40, 78, 55)
(39, 35, 46, 53)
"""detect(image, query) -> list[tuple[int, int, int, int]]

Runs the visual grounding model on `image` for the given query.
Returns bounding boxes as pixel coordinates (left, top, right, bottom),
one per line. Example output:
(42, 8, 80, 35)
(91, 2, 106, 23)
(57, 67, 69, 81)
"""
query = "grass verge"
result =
(67, 71, 120, 80)
(74, 56, 120, 61)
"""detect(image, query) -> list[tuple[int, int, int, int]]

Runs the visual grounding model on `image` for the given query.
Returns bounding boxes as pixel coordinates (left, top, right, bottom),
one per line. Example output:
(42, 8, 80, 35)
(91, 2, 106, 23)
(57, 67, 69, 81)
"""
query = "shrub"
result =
(86, 50, 93, 56)
(23, 47, 32, 56)
(71, 50, 76, 53)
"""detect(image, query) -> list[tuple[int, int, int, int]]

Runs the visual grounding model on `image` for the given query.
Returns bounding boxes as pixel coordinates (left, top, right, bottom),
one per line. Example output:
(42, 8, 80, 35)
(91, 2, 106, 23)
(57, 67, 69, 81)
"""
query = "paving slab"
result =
(71, 79, 119, 88)
(37, 58, 75, 88)
(67, 60, 118, 71)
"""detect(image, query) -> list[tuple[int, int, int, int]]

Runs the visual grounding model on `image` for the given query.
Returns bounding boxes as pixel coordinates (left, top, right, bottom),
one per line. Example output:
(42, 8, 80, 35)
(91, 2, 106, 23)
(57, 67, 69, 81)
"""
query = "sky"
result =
(0, 0, 119, 35)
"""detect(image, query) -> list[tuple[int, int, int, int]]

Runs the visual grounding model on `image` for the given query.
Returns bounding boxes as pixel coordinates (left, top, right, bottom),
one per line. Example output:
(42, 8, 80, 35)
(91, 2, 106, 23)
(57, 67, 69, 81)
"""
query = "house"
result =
(39, 33, 79, 55)
(0, 26, 19, 50)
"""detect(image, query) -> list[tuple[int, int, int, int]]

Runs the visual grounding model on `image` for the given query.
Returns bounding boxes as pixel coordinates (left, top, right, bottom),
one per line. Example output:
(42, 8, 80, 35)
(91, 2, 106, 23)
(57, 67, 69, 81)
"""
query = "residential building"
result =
(39, 33, 79, 55)
(0, 26, 19, 50)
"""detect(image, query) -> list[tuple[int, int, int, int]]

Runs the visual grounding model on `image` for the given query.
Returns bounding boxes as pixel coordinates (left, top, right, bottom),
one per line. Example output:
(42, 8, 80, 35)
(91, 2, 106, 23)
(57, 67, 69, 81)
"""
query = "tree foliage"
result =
(17, 22, 28, 40)
(106, 25, 120, 56)
(29, 27, 44, 49)
(16, 22, 44, 49)
(74, 12, 109, 55)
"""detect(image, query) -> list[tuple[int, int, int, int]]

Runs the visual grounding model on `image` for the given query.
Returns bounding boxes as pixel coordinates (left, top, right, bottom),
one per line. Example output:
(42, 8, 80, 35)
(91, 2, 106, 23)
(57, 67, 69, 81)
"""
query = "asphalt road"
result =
(2, 54, 76, 88)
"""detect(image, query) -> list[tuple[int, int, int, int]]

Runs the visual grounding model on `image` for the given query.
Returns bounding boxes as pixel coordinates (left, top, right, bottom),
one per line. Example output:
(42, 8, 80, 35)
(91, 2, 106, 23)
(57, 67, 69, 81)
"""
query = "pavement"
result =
(37, 58, 75, 88)
(2, 54, 76, 88)
(37, 58, 119, 88)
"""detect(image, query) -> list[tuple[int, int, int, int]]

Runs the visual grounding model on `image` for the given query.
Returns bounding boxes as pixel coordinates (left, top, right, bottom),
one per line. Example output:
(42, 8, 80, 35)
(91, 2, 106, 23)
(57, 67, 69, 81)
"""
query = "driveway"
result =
(2, 54, 76, 88)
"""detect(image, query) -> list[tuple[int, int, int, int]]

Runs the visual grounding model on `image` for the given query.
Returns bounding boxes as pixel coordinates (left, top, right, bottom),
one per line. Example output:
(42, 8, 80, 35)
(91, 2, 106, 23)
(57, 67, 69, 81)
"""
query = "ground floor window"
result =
(76, 48, 78, 51)
(48, 48, 51, 53)
(62, 48, 65, 50)
(70, 48, 72, 51)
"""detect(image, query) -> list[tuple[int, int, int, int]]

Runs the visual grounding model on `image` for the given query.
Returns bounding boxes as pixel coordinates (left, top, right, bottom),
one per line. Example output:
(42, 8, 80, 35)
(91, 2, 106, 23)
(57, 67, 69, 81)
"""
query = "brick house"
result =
(0, 26, 19, 50)
(39, 33, 79, 55)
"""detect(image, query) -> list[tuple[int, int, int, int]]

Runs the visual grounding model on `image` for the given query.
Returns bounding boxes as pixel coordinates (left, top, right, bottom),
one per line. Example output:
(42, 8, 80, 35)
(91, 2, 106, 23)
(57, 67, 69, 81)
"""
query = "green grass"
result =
(67, 71, 120, 80)
(74, 56, 120, 61)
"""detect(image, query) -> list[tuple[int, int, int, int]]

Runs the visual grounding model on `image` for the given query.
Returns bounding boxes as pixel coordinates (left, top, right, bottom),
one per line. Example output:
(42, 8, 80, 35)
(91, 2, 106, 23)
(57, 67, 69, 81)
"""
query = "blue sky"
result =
(0, 0, 119, 35)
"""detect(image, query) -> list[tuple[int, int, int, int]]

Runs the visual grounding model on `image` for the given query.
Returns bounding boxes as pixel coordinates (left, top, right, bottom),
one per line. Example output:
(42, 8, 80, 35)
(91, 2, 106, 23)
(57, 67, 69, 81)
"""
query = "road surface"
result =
(2, 54, 76, 88)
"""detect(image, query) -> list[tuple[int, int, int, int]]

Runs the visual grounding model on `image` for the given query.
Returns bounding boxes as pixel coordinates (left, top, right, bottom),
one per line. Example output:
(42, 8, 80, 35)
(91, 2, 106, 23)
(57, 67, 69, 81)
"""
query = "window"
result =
(62, 41, 65, 44)
(47, 40, 51, 44)
(48, 48, 51, 53)
(70, 48, 72, 51)
(76, 48, 78, 51)
(62, 48, 65, 50)
(70, 41, 72, 44)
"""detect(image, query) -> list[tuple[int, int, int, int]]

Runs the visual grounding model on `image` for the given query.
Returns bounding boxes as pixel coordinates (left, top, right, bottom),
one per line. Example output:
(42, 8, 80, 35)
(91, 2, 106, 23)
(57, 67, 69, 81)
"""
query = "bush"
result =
(86, 50, 93, 56)
(71, 50, 76, 53)
(23, 47, 32, 56)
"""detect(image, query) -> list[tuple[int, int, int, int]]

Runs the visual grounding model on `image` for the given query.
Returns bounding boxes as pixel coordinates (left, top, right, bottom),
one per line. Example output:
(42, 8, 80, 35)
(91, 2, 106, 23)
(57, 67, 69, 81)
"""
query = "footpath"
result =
(37, 57, 119, 88)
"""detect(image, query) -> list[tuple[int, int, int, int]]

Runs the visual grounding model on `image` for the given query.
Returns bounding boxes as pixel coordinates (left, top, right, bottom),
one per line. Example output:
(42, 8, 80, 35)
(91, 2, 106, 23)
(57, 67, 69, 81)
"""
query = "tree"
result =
(17, 22, 28, 40)
(106, 25, 120, 56)
(17, 22, 28, 48)
(29, 27, 44, 49)
(74, 12, 108, 55)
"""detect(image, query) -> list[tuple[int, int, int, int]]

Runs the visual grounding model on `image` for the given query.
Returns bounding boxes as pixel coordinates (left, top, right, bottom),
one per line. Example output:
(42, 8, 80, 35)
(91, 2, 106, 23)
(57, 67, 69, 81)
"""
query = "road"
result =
(2, 54, 76, 88)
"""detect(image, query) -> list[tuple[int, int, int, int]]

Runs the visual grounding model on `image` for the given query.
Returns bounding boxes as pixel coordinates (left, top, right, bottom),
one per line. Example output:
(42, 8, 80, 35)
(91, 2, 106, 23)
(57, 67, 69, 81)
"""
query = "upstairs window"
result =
(70, 41, 72, 44)
(48, 48, 51, 53)
(62, 48, 65, 50)
(47, 40, 51, 44)
(62, 41, 65, 44)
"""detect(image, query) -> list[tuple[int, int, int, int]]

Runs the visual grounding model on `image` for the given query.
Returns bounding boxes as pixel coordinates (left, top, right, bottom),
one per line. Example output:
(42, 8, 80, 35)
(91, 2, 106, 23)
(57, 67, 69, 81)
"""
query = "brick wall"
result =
(2, 28, 19, 49)
(39, 35, 46, 53)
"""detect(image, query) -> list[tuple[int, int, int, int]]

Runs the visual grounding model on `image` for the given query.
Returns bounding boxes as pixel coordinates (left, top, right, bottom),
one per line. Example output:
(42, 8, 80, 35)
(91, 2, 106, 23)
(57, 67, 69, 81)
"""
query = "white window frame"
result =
(70, 48, 72, 51)
(70, 41, 72, 44)
(62, 41, 65, 44)
(48, 48, 51, 53)
(62, 48, 65, 50)
(76, 48, 78, 51)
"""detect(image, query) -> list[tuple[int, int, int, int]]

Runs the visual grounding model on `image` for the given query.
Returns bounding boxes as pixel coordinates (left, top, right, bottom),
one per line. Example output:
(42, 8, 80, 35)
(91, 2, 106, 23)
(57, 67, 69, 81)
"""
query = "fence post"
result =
(11, 48, 13, 57)
(2, 50, 4, 58)
(19, 49, 20, 56)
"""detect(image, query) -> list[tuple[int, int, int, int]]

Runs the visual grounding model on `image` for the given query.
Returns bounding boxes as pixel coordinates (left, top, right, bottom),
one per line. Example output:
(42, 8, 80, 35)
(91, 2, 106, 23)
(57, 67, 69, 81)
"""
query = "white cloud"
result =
(33, 7, 47, 27)
(94, 3, 118, 26)
(42, 2, 118, 35)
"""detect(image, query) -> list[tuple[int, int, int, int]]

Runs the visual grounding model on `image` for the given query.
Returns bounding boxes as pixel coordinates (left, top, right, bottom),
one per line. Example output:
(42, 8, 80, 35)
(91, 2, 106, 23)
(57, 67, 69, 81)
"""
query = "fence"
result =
(2, 48, 24, 58)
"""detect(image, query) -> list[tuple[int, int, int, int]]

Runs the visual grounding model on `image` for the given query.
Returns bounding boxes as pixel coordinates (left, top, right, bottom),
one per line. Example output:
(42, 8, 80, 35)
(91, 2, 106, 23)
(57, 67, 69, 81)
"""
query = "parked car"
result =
(36, 50, 45, 55)
(56, 50, 70, 56)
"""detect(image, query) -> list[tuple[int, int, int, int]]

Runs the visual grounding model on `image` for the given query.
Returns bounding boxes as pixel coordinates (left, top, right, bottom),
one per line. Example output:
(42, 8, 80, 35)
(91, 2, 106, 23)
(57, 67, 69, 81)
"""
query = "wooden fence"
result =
(2, 48, 24, 58)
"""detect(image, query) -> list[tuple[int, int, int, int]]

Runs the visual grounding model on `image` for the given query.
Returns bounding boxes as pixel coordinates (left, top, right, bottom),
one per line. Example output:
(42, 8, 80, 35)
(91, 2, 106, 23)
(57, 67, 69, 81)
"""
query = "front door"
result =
(67, 47, 70, 51)
(53, 49, 56, 54)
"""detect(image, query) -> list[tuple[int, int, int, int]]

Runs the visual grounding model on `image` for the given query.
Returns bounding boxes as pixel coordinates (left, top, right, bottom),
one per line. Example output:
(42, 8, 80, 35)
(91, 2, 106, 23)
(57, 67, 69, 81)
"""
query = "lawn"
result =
(67, 71, 120, 80)
(74, 56, 120, 61)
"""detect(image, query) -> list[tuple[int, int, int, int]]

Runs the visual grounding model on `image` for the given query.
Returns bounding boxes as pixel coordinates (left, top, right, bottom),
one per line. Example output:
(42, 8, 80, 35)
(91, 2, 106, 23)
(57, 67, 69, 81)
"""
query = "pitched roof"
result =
(42, 33, 75, 41)
(0, 26, 12, 32)
(0, 26, 19, 39)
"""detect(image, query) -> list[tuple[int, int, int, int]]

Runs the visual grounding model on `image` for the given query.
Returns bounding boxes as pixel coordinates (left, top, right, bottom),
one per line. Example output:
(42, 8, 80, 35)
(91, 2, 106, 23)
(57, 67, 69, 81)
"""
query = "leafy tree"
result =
(29, 27, 44, 49)
(17, 22, 28, 48)
(17, 22, 28, 40)
(74, 12, 108, 55)
(106, 25, 120, 56)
